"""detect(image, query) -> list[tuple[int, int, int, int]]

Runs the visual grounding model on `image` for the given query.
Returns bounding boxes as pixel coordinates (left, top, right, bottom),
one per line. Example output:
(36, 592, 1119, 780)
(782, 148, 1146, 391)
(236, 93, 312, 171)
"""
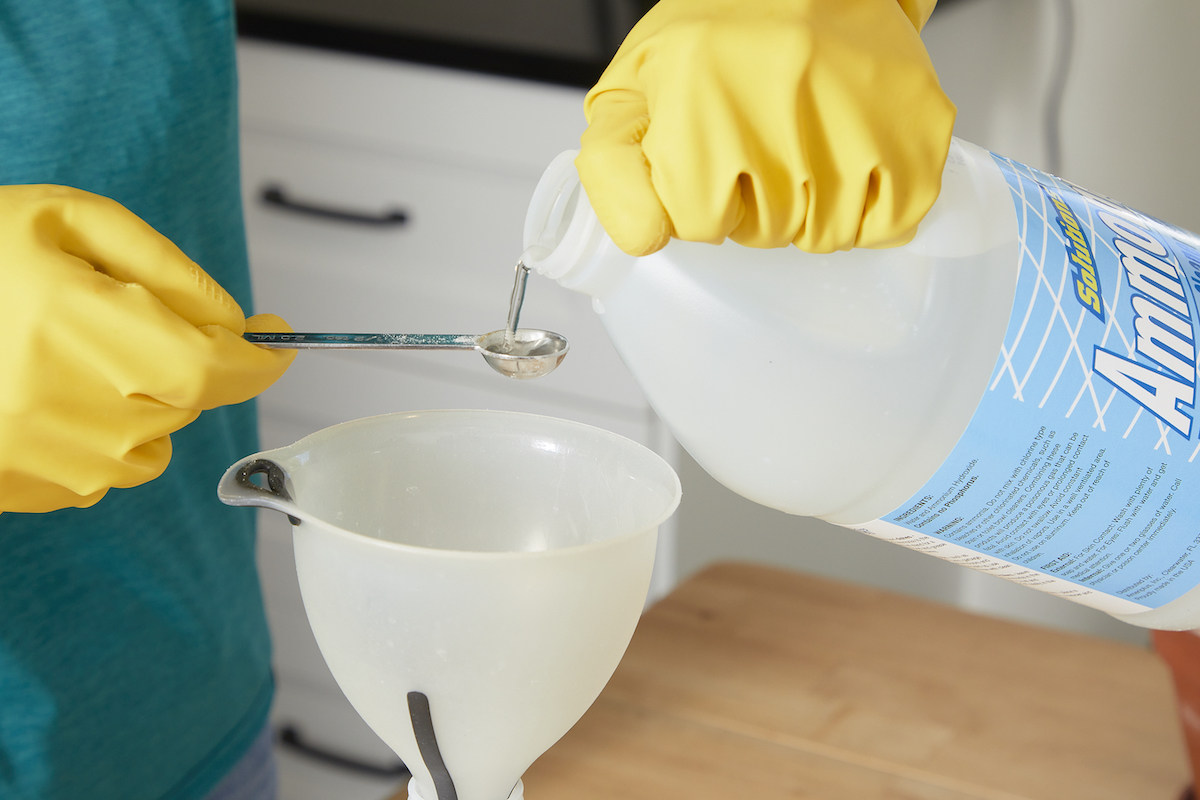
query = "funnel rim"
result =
(241, 408, 682, 558)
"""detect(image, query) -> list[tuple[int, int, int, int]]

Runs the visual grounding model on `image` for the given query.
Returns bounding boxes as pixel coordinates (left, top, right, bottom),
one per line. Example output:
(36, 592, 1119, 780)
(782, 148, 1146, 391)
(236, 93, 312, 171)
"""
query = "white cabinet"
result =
(237, 37, 678, 800)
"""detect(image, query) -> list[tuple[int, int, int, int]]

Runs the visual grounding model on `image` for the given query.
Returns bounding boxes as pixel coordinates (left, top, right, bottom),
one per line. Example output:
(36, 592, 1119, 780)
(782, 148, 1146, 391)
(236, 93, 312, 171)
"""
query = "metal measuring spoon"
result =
(244, 328, 569, 380)
(247, 255, 566, 379)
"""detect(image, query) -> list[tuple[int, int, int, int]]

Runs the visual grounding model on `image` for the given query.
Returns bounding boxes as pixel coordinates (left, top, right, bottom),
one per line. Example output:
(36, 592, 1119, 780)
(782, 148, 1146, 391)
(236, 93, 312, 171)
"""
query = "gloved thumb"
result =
(183, 313, 297, 410)
(577, 89, 674, 257)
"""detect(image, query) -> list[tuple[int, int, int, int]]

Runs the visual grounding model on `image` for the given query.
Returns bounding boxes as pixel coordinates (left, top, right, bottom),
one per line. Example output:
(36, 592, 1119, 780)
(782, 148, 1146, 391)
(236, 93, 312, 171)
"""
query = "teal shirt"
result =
(0, 3, 272, 799)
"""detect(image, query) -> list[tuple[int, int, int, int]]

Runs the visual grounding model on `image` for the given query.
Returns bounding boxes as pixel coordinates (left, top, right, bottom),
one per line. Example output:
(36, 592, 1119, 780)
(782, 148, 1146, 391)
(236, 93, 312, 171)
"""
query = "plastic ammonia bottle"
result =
(522, 139, 1200, 630)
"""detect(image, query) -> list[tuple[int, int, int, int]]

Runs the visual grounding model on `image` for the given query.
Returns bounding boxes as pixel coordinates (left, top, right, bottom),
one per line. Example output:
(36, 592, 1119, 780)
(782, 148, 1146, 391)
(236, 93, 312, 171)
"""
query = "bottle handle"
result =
(903, 138, 1016, 259)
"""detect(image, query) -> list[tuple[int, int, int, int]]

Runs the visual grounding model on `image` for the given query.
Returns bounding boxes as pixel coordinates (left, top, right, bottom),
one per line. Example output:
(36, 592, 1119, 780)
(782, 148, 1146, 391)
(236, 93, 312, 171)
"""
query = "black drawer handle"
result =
(277, 724, 409, 777)
(261, 185, 409, 227)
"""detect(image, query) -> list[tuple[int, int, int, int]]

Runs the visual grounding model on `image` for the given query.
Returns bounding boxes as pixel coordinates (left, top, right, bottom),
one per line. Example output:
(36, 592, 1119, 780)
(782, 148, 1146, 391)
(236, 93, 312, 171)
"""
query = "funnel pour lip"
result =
(248, 408, 683, 559)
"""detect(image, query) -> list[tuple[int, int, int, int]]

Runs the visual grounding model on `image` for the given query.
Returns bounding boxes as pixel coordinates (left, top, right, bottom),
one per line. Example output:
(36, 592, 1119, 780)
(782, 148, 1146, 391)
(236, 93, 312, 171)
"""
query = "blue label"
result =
(879, 155, 1200, 609)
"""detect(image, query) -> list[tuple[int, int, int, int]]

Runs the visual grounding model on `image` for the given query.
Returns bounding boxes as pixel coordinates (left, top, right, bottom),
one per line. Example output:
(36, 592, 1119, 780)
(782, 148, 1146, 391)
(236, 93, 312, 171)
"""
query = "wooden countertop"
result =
(393, 562, 1190, 800)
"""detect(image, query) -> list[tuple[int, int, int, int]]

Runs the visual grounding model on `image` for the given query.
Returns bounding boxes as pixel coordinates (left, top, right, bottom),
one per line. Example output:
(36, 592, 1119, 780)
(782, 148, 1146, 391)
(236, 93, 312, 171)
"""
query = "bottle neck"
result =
(522, 150, 606, 283)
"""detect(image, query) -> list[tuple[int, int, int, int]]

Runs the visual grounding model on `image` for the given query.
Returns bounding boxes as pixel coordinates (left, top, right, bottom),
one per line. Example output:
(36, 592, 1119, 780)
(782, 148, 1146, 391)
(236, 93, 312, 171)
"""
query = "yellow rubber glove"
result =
(0, 185, 296, 513)
(577, 0, 955, 256)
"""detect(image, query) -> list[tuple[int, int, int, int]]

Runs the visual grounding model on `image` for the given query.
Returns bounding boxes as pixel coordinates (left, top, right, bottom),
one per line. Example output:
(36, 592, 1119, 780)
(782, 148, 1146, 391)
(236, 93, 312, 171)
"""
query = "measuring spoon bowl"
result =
(478, 329, 569, 380)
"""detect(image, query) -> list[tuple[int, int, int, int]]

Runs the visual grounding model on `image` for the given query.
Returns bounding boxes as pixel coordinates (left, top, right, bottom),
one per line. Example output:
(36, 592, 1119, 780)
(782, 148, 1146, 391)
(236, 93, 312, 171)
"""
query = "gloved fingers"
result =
(637, 22, 815, 249)
(245, 313, 290, 334)
(5, 184, 247, 332)
(0, 430, 179, 513)
(648, 19, 950, 253)
(858, 75, 956, 249)
(14, 243, 297, 411)
(585, 19, 819, 250)
(0, 472, 110, 513)
(188, 313, 297, 409)
(78, 285, 296, 410)
(798, 31, 954, 251)
(578, 0, 954, 255)
(0, 368, 195, 512)
(577, 89, 674, 256)
(0, 184, 292, 512)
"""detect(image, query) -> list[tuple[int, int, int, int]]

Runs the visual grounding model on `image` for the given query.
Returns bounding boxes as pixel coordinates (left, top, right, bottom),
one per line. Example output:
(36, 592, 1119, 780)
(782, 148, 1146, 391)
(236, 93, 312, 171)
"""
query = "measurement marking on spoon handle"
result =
(244, 332, 479, 350)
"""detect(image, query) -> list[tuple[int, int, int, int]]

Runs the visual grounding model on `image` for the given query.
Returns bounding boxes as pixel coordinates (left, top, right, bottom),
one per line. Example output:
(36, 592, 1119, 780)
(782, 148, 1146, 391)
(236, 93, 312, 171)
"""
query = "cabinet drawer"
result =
(242, 131, 648, 414)
(237, 39, 587, 175)
(241, 131, 528, 323)
(271, 681, 407, 800)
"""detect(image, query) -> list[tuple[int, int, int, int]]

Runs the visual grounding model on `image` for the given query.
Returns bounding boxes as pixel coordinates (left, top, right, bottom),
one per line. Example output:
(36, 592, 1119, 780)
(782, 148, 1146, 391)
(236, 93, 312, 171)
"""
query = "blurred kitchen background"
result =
(230, 1, 1200, 797)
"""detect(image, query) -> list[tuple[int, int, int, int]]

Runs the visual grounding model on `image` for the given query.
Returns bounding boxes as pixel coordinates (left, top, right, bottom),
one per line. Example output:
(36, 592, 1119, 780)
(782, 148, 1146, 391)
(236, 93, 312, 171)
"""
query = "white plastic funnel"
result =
(217, 410, 681, 800)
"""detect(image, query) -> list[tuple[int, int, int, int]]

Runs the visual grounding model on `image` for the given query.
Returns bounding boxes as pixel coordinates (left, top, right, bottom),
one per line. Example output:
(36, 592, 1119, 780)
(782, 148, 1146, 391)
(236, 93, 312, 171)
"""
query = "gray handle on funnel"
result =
(217, 458, 302, 526)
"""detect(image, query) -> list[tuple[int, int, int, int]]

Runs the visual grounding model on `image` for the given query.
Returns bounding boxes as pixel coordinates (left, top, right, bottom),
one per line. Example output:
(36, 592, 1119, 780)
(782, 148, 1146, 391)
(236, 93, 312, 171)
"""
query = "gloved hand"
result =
(577, 0, 954, 255)
(0, 185, 296, 513)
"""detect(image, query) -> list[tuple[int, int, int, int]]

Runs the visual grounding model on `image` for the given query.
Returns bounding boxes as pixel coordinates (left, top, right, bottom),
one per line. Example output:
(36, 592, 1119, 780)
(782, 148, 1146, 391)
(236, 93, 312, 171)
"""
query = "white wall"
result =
(1057, 1, 1200, 232)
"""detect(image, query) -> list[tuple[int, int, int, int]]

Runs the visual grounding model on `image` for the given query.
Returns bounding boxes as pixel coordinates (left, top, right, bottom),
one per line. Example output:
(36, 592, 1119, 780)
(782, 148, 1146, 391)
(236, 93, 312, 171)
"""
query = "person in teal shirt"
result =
(0, 2, 293, 798)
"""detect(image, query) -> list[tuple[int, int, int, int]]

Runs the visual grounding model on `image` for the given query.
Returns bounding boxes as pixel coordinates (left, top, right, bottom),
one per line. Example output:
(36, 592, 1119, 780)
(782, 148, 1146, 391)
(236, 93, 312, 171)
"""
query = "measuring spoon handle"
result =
(244, 332, 481, 350)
